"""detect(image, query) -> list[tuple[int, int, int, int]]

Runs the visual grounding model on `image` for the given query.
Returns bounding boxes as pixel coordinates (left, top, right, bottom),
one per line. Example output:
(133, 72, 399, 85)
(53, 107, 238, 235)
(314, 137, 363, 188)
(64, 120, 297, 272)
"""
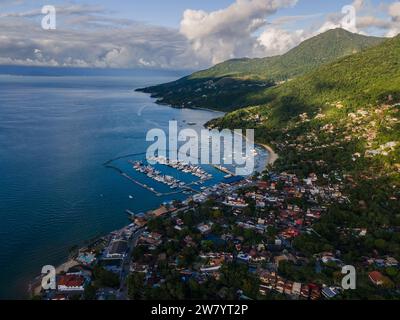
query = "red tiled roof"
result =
(152, 206, 168, 217)
(258, 181, 268, 188)
(369, 271, 384, 283)
(308, 283, 319, 290)
(58, 275, 85, 287)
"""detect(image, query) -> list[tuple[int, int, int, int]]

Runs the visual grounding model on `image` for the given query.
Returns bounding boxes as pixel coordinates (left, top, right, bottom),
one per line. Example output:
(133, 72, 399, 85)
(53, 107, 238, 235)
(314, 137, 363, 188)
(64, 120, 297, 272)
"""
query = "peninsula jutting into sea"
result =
(0, 0, 399, 304)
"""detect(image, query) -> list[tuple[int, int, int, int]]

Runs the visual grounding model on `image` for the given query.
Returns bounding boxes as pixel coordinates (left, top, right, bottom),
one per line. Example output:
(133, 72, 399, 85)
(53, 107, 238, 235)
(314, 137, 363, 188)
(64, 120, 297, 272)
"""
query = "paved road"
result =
(117, 228, 145, 300)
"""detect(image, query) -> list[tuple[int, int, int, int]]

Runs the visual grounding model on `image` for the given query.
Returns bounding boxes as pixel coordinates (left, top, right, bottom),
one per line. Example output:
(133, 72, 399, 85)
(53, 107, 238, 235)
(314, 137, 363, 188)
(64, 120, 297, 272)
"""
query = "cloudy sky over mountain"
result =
(0, 0, 399, 69)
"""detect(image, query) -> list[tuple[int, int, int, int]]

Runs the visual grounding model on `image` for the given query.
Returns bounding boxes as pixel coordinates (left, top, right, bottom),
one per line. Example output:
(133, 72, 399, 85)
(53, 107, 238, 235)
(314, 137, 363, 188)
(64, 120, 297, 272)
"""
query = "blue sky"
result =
(0, 0, 399, 69)
(3, 0, 392, 27)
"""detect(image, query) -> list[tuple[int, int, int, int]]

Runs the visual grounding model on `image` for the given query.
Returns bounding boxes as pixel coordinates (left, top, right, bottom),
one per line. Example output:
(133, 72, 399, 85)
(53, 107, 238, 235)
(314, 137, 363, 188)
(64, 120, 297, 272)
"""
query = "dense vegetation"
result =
(210, 33, 400, 126)
(209, 33, 400, 139)
(137, 29, 400, 299)
(138, 29, 384, 111)
(207, 34, 400, 298)
(192, 28, 384, 81)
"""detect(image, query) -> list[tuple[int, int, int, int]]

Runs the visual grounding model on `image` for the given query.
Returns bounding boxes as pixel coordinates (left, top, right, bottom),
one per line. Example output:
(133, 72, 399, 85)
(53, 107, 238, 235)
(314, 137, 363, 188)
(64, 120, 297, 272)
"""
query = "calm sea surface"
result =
(0, 73, 267, 299)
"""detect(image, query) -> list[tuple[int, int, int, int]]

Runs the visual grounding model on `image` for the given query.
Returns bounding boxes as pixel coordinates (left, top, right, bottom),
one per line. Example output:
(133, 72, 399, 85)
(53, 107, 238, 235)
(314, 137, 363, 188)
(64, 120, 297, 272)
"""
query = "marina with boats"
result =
(124, 157, 218, 197)
(147, 156, 212, 180)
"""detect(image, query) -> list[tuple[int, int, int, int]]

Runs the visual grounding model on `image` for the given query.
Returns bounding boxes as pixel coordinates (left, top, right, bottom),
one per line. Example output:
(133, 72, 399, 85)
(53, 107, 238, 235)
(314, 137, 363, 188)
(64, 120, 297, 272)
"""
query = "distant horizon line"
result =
(0, 64, 196, 77)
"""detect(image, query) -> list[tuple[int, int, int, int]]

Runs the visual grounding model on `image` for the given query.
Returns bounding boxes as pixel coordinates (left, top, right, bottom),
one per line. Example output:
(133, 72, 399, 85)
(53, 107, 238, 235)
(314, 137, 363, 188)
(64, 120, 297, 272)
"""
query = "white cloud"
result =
(0, 0, 399, 70)
(256, 0, 400, 57)
(388, 1, 400, 20)
(257, 28, 306, 56)
(0, 9, 197, 69)
(352, 0, 365, 11)
(180, 0, 298, 64)
(0, 4, 105, 18)
(387, 2, 400, 36)
(344, 0, 400, 37)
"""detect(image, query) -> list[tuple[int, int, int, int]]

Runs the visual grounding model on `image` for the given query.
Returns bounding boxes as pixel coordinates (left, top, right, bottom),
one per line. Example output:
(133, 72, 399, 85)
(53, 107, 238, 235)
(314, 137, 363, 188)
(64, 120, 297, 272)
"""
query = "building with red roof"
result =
(369, 271, 385, 286)
(57, 275, 85, 292)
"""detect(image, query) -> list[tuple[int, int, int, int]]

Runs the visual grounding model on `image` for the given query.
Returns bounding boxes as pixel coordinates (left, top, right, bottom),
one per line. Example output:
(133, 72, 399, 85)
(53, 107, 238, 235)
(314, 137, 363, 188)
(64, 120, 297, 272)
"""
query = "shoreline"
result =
(258, 143, 279, 166)
(138, 78, 279, 168)
(28, 95, 277, 299)
(27, 110, 231, 298)
(135, 88, 225, 115)
(232, 130, 279, 169)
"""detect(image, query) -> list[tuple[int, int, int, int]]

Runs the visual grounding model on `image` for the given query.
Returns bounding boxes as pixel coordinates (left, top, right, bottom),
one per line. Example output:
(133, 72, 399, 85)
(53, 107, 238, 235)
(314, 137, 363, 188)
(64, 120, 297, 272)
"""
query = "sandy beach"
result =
(234, 130, 279, 167)
(258, 143, 279, 166)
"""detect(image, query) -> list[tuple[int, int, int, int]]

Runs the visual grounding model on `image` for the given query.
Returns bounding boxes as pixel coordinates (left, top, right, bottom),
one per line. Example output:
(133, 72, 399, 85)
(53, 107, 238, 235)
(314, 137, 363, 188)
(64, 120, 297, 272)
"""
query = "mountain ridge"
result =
(208, 33, 400, 200)
(192, 28, 385, 81)
(138, 29, 385, 111)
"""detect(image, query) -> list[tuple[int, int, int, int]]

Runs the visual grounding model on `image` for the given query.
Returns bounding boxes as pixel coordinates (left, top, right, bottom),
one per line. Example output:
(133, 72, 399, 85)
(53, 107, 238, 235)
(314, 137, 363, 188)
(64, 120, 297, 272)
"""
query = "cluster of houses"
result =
(37, 223, 141, 300)
(132, 204, 176, 228)
(35, 144, 400, 301)
(273, 103, 399, 172)
(137, 232, 163, 250)
(219, 172, 349, 243)
(346, 106, 399, 160)
(257, 270, 341, 300)
(199, 253, 233, 273)
(121, 141, 398, 299)
(365, 141, 398, 158)
(364, 256, 399, 268)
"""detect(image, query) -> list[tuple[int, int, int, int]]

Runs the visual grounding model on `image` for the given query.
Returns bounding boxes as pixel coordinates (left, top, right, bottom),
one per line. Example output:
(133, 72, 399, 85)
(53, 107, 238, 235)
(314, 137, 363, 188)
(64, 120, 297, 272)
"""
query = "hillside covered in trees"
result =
(138, 29, 384, 111)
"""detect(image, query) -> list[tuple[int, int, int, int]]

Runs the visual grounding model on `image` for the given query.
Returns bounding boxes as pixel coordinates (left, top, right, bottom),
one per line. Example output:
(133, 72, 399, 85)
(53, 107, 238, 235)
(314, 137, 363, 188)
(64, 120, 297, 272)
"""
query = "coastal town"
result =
(31, 148, 399, 300)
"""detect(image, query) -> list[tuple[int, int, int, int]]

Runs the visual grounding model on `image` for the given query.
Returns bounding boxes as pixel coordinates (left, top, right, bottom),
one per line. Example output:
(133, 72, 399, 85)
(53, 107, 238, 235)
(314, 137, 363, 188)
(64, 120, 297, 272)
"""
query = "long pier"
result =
(103, 152, 148, 166)
(104, 153, 208, 197)
(121, 173, 162, 196)
(103, 162, 162, 196)
(105, 162, 201, 197)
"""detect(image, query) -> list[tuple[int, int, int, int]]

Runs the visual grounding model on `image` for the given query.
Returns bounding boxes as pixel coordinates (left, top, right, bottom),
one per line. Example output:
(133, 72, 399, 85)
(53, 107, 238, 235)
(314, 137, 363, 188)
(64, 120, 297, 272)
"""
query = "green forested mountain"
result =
(138, 29, 384, 111)
(210, 33, 400, 128)
(138, 29, 400, 299)
(209, 33, 400, 175)
(193, 28, 384, 81)
(208, 35, 400, 282)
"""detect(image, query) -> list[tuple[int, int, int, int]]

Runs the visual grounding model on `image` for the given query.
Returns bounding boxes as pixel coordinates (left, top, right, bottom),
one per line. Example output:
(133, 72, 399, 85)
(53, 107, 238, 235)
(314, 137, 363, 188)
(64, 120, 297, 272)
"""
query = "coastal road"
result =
(117, 228, 145, 300)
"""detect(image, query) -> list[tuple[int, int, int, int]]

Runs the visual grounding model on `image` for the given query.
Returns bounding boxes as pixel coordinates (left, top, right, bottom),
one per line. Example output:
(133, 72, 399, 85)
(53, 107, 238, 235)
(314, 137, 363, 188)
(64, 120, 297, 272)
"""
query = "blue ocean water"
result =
(0, 72, 267, 299)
